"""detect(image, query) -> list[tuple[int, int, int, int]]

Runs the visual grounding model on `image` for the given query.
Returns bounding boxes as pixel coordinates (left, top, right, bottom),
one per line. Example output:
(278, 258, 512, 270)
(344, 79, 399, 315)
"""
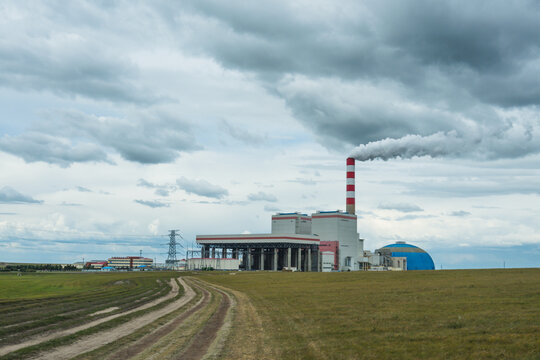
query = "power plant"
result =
(193, 158, 435, 272)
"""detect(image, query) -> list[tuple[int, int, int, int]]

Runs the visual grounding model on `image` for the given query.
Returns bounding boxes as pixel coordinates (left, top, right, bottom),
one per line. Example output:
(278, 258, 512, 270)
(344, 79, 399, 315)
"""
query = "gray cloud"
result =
(176, 177, 229, 199)
(0, 2, 159, 104)
(5, 2, 539, 164)
(395, 214, 435, 221)
(0, 132, 109, 167)
(264, 205, 280, 212)
(174, 1, 540, 160)
(137, 178, 175, 197)
(378, 202, 423, 213)
(60, 202, 82, 207)
(154, 188, 170, 197)
(1, 110, 201, 166)
(0, 187, 42, 204)
(247, 191, 277, 202)
(401, 177, 540, 198)
(220, 120, 267, 145)
(137, 179, 156, 188)
(287, 178, 317, 186)
(76, 186, 92, 193)
(450, 211, 471, 217)
(134, 199, 170, 208)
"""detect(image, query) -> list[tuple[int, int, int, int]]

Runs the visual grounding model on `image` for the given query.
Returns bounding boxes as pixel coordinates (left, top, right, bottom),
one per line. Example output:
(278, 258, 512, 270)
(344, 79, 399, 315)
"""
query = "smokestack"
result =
(346, 157, 355, 214)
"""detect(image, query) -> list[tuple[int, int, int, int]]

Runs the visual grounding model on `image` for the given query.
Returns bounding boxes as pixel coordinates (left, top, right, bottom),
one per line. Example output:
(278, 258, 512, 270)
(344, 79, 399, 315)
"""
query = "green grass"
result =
(0, 271, 178, 354)
(199, 269, 540, 360)
(1, 274, 183, 360)
(0, 272, 153, 300)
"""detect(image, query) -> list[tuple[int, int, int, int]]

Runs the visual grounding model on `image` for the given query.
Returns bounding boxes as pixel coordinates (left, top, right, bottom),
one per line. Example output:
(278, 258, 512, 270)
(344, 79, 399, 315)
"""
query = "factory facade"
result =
(107, 256, 153, 270)
(194, 158, 435, 272)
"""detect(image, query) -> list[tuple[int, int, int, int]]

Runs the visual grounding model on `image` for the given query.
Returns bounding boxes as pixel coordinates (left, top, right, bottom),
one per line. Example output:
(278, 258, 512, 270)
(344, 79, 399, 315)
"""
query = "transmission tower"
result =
(166, 230, 181, 268)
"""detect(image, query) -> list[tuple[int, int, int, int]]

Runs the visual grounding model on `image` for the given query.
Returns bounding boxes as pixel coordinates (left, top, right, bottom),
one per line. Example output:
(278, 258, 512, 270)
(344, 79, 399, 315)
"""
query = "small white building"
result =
(321, 251, 335, 272)
(186, 258, 241, 271)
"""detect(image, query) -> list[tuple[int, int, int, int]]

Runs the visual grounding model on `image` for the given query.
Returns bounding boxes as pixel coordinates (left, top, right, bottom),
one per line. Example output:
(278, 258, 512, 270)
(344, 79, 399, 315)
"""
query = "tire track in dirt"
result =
(30, 277, 195, 360)
(108, 280, 211, 360)
(176, 280, 232, 360)
(194, 279, 271, 360)
(0, 278, 180, 357)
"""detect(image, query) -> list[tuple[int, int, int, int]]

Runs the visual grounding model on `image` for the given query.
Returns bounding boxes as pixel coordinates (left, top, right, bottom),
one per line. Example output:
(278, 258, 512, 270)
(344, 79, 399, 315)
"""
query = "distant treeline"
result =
(0, 264, 79, 272)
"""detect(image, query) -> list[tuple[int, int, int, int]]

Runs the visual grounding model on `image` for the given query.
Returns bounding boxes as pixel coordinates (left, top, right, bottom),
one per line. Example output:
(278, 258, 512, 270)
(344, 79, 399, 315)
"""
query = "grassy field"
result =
(0, 272, 163, 300)
(0, 271, 178, 353)
(199, 268, 540, 360)
(1, 269, 538, 359)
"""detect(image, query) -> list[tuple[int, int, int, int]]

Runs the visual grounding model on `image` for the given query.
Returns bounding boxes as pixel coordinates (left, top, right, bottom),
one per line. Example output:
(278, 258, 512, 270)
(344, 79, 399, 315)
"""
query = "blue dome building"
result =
(379, 242, 435, 270)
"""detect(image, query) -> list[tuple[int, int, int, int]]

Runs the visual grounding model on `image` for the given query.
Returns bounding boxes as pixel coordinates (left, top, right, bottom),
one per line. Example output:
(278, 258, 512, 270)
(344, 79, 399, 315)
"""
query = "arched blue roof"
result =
(382, 243, 435, 270)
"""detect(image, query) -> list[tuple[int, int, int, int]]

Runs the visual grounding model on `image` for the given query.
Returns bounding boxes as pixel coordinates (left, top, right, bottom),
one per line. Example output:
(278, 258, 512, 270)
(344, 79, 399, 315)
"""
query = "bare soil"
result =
(177, 285, 231, 360)
(89, 307, 119, 316)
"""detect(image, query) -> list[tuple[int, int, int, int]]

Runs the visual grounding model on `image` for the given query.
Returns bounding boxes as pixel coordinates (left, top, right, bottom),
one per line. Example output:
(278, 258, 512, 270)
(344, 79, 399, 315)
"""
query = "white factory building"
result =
(193, 158, 364, 272)
(195, 210, 361, 272)
(193, 157, 435, 272)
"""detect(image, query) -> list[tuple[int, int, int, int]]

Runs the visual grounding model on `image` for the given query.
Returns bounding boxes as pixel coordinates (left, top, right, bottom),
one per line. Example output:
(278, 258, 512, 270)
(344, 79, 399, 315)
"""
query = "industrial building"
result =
(107, 256, 153, 270)
(85, 260, 108, 269)
(368, 242, 435, 271)
(195, 158, 435, 272)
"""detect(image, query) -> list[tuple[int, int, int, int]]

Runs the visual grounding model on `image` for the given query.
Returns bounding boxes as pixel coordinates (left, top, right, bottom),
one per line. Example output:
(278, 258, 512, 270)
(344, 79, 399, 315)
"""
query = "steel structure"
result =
(166, 229, 181, 268)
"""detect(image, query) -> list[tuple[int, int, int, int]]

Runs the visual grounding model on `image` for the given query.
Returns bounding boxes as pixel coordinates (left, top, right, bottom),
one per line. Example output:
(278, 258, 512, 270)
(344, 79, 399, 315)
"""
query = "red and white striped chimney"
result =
(346, 157, 355, 214)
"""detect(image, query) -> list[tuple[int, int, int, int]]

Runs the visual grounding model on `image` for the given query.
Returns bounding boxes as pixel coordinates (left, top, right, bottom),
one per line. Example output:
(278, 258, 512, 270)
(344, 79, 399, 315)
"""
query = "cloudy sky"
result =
(1, 1, 539, 268)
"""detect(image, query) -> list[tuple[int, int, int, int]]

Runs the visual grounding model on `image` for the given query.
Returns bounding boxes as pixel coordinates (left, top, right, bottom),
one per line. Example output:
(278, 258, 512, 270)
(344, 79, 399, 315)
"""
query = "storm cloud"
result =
(3, 1, 540, 163)
(0, 187, 42, 204)
(175, 0, 540, 160)
(0, 110, 200, 166)
(0, 2, 158, 104)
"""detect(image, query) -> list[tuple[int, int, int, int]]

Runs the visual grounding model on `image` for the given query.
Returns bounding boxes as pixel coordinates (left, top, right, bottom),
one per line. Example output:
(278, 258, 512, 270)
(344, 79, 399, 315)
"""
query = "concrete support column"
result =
(317, 250, 321, 272)
(222, 248, 227, 258)
(211, 248, 216, 258)
(260, 249, 264, 270)
(247, 248, 251, 271)
(273, 248, 278, 270)
(232, 248, 237, 259)
(287, 247, 291, 268)
(297, 248, 301, 270)
(307, 248, 312, 272)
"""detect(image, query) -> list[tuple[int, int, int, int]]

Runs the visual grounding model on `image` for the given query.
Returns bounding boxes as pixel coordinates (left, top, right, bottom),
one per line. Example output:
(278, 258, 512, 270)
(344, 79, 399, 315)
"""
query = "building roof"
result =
(381, 243, 435, 270)
(196, 233, 320, 246)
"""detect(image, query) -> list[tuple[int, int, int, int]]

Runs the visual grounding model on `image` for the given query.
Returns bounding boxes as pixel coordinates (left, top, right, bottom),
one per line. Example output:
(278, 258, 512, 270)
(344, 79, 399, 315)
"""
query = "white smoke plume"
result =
(350, 119, 540, 161)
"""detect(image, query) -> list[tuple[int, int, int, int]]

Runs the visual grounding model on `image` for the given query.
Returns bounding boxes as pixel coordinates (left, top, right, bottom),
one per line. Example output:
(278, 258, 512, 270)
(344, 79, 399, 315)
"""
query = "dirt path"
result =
(176, 279, 235, 360)
(199, 281, 271, 360)
(28, 277, 195, 360)
(0, 278, 181, 357)
(109, 281, 211, 360)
